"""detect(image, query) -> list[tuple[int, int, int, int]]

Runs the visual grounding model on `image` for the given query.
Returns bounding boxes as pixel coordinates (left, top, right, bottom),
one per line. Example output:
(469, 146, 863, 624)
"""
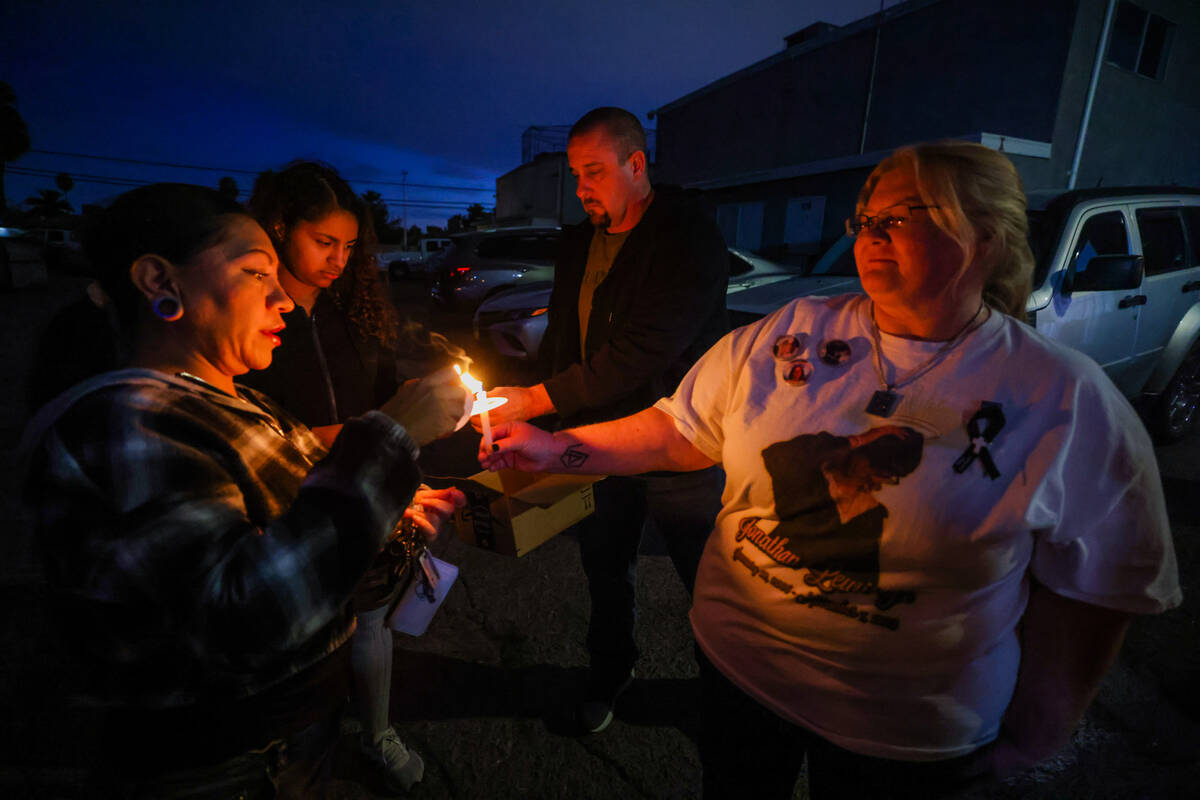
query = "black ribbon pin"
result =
(953, 401, 1005, 479)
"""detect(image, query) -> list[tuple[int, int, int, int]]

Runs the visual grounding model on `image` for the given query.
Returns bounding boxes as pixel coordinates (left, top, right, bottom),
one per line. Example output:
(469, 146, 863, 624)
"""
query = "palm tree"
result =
(25, 188, 72, 220)
(467, 202, 493, 227)
(217, 176, 239, 202)
(55, 172, 74, 205)
(0, 82, 32, 216)
(361, 190, 389, 236)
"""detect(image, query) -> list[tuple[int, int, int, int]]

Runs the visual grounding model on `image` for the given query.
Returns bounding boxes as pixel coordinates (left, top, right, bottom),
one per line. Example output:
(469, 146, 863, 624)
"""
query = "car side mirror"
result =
(1066, 254, 1145, 295)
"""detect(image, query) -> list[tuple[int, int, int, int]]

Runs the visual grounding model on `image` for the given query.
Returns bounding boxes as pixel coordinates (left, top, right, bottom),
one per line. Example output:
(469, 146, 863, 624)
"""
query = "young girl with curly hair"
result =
(240, 161, 444, 793)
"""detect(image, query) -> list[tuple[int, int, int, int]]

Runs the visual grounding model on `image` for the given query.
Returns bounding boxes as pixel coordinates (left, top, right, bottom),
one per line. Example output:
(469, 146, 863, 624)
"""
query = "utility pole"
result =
(859, 0, 886, 154)
(1069, 0, 1117, 189)
(401, 170, 409, 249)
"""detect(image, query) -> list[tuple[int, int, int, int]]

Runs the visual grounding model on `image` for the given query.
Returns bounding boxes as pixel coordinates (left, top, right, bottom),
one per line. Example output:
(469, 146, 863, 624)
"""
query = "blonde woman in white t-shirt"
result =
(478, 141, 1181, 799)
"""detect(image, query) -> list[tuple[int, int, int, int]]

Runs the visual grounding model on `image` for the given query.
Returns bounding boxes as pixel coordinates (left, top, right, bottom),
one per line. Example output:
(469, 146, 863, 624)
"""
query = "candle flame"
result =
(454, 364, 484, 394)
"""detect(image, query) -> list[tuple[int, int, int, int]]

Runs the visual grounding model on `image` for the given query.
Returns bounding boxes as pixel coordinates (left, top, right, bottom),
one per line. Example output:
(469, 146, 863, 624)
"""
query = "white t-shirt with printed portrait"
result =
(655, 293, 1181, 761)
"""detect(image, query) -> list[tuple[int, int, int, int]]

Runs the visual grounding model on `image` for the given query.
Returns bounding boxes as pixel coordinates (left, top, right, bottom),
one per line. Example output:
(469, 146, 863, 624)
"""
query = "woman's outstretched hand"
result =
(478, 422, 559, 473)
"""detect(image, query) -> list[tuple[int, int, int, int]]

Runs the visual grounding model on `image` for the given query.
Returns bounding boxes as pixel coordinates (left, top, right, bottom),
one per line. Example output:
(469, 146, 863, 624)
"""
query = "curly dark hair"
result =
(248, 161, 398, 347)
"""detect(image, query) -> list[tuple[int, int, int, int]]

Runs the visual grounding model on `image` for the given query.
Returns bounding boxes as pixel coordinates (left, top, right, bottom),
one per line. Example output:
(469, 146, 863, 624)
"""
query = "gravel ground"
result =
(1, 270, 1196, 798)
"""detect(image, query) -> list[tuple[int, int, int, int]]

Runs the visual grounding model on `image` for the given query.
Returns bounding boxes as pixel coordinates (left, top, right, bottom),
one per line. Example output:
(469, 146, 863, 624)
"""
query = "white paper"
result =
(387, 554, 458, 636)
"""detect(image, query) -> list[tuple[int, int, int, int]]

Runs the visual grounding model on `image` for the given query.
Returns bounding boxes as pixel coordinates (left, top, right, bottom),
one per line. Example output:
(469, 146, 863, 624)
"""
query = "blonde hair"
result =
(857, 141, 1034, 318)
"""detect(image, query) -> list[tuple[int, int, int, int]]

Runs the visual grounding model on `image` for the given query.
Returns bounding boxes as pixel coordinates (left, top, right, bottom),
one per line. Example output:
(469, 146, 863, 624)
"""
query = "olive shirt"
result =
(578, 228, 631, 357)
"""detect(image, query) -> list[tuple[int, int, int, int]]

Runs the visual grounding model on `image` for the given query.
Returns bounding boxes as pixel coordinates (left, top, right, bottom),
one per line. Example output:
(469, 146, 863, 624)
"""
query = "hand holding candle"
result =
(378, 365, 473, 446)
(473, 384, 556, 427)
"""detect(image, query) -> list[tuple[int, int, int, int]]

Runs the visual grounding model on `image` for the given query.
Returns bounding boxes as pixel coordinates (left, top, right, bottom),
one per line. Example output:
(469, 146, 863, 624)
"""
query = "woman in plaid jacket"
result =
(23, 183, 469, 798)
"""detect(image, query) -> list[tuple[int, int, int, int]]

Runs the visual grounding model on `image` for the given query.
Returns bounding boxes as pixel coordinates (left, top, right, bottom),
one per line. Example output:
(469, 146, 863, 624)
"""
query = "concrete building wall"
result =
(655, 0, 1076, 188)
(652, 0, 1199, 264)
(704, 167, 875, 261)
(1041, 0, 1200, 191)
(862, 0, 1075, 151)
(494, 153, 584, 227)
(655, 32, 875, 186)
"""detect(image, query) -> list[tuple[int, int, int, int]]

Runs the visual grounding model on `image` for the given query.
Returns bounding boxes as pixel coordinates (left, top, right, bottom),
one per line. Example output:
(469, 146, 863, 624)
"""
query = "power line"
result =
(9, 166, 492, 211)
(26, 149, 496, 193)
(9, 166, 147, 189)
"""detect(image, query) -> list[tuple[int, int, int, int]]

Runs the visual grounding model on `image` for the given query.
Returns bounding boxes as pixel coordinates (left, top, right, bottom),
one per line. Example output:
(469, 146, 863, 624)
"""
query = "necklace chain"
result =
(868, 302, 987, 392)
(176, 371, 232, 396)
(176, 371, 298, 446)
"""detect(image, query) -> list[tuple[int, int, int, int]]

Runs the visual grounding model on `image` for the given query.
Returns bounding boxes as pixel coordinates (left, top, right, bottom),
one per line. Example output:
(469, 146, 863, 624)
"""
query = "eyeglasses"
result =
(845, 205, 940, 237)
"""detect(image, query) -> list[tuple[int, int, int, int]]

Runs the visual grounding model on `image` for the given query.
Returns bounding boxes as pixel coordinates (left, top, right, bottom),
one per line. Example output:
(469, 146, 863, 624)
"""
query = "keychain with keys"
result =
(416, 547, 440, 602)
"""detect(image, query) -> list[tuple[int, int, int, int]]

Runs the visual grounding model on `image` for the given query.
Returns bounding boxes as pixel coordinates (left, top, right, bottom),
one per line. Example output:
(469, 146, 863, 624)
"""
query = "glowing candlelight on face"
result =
(455, 365, 493, 450)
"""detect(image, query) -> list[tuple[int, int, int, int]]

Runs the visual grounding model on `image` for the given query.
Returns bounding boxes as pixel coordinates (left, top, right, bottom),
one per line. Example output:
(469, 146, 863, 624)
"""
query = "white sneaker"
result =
(359, 727, 425, 794)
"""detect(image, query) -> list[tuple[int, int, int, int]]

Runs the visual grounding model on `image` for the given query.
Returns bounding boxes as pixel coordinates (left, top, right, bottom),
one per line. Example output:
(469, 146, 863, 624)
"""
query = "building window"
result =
(784, 196, 826, 252)
(1106, 1, 1172, 79)
(718, 202, 765, 252)
(1136, 208, 1188, 275)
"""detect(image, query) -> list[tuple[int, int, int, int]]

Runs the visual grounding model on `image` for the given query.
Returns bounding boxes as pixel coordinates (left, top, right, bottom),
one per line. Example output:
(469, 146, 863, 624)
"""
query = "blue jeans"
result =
(577, 466, 724, 673)
(350, 604, 395, 739)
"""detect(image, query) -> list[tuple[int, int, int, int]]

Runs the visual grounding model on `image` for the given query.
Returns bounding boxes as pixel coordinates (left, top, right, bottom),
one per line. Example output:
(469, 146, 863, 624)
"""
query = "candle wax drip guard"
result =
(470, 395, 508, 416)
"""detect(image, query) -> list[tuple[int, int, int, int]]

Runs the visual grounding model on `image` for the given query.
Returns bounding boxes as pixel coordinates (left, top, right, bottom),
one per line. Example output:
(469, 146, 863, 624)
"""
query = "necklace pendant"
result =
(865, 389, 901, 418)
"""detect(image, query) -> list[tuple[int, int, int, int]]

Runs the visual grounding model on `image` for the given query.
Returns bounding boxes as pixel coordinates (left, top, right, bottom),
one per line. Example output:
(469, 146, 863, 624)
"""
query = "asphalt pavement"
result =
(0, 269, 1196, 799)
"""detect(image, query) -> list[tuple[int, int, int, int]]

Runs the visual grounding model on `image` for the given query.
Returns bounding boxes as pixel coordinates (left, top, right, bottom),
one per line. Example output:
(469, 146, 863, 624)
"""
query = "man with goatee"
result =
(488, 106, 729, 733)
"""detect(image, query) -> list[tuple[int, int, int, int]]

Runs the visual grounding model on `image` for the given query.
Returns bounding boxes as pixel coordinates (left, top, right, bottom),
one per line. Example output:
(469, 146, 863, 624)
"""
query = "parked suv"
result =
(429, 227, 560, 311)
(727, 186, 1200, 442)
(1025, 187, 1200, 441)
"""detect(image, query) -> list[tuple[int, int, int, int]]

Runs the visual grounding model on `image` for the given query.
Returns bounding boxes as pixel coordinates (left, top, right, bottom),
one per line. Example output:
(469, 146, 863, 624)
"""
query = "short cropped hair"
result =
(858, 141, 1035, 319)
(569, 107, 647, 164)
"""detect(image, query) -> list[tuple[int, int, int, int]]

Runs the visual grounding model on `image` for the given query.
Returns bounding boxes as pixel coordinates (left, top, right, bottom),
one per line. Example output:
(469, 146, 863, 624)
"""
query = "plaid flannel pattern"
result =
(25, 370, 421, 707)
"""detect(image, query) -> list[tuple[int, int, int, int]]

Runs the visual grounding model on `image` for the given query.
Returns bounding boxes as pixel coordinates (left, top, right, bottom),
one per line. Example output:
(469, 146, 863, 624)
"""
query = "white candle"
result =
(477, 390, 493, 451)
(455, 366, 493, 451)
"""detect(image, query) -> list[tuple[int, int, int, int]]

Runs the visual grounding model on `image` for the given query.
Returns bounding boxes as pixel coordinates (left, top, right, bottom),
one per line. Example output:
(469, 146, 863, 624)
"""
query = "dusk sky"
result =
(2, 0, 897, 229)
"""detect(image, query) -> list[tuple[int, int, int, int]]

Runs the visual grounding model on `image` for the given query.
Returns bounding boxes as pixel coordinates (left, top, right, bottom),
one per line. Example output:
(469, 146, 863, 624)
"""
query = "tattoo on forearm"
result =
(560, 443, 589, 469)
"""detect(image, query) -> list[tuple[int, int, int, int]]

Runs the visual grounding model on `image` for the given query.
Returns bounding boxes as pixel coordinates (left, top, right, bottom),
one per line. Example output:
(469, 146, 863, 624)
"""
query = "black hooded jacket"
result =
(238, 291, 398, 428)
(540, 185, 729, 427)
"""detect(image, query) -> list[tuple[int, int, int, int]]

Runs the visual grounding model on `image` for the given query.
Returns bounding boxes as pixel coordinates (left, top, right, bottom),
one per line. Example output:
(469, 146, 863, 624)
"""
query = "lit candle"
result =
(455, 365, 492, 451)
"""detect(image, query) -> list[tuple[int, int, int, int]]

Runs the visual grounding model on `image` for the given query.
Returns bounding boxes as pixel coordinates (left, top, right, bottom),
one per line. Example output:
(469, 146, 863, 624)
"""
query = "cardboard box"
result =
(452, 470, 599, 557)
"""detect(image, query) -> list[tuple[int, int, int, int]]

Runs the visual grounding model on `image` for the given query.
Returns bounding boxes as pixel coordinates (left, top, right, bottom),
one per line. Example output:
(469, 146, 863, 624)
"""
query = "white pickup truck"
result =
(726, 186, 1200, 442)
(385, 238, 452, 278)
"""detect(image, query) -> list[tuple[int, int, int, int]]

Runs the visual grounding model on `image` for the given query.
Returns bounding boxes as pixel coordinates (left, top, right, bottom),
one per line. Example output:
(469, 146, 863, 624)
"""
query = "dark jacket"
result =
(24, 369, 420, 709)
(238, 292, 399, 427)
(238, 291, 404, 610)
(24, 369, 420, 771)
(540, 186, 729, 427)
